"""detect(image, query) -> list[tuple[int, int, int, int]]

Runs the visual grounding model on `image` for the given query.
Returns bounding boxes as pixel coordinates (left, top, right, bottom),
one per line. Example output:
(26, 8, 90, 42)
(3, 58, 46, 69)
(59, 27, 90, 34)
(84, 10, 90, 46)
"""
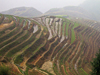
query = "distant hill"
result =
(44, 6, 94, 20)
(79, 0, 100, 21)
(1, 7, 42, 17)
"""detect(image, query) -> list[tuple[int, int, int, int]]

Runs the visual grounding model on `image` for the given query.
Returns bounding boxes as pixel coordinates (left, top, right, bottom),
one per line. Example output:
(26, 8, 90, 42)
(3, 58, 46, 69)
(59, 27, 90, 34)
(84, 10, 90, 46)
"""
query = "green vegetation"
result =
(78, 68, 88, 75)
(71, 23, 79, 43)
(0, 14, 100, 75)
(66, 22, 69, 36)
(0, 29, 24, 49)
(0, 22, 16, 36)
(91, 49, 100, 75)
(55, 15, 68, 18)
(15, 54, 24, 64)
(0, 27, 19, 43)
(0, 31, 30, 56)
(0, 15, 4, 24)
(63, 22, 66, 35)
(53, 63, 60, 75)
(6, 33, 35, 57)
(0, 65, 11, 75)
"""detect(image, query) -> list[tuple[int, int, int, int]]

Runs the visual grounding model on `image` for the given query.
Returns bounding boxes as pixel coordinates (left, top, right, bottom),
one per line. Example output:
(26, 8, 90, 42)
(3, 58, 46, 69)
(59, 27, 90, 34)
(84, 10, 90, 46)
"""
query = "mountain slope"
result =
(1, 7, 42, 17)
(79, 0, 100, 21)
(0, 14, 100, 75)
(44, 6, 94, 20)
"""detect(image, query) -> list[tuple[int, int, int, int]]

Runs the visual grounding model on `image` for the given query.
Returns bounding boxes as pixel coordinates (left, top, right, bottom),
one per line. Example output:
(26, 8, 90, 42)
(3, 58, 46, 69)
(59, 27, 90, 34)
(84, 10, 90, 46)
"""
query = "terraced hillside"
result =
(72, 18, 100, 32)
(0, 14, 100, 75)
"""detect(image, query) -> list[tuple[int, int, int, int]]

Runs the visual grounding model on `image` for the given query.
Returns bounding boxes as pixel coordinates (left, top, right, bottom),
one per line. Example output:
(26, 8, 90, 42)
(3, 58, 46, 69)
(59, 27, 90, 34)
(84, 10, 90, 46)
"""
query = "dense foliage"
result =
(91, 49, 100, 75)
(0, 65, 11, 75)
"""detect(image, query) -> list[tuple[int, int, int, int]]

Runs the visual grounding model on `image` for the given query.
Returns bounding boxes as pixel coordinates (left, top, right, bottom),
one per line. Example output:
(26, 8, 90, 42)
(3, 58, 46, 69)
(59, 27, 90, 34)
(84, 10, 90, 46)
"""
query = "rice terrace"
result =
(0, 13, 100, 75)
(0, 0, 100, 75)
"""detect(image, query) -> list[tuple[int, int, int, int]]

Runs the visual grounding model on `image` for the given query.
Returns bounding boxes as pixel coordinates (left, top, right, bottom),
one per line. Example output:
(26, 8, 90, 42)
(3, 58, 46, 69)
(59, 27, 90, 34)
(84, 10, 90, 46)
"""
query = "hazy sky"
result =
(0, 0, 86, 13)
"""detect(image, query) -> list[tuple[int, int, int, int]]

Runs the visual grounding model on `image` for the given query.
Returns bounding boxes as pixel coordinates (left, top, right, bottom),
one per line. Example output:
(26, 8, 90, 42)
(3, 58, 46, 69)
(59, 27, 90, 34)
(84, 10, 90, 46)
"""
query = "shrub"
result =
(91, 49, 100, 75)
(0, 65, 11, 75)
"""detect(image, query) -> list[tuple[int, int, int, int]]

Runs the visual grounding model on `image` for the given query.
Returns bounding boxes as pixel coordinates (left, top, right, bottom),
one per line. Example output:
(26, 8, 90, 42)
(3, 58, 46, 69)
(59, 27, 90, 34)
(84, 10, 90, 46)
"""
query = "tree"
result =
(91, 49, 100, 75)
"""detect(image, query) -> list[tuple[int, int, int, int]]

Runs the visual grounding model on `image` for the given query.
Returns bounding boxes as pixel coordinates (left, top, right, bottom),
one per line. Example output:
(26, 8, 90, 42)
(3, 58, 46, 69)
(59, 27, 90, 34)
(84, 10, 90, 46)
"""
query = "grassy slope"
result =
(71, 23, 79, 43)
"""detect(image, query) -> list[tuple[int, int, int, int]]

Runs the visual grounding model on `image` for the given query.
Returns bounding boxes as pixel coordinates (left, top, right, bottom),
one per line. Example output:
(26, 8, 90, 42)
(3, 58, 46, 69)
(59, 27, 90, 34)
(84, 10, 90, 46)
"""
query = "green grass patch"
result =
(32, 44, 44, 55)
(64, 64, 68, 75)
(60, 57, 64, 65)
(0, 64, 11, 75)
(0, 14, 2, 16)
(17, 66, 23, 74)
(15, 55, 24, 64)
(71, 31, 75, 43)
(63, 22, 66, 35)
(24, 68, 29, 75)
(53, 63, 60, 75)
(78, 68, 88, 75)
(71, 23, 79, 44)
(66, 22, 69, 36)
(55, 15, 67, 18)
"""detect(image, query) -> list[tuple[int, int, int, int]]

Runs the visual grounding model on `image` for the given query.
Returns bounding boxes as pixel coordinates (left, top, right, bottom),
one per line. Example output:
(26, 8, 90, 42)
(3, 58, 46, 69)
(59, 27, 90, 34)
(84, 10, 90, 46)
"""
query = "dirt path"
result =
(0, 21, 14, 29)
(10, 57, 23, 75)
(12, 61, 23, 75)
(30, 67, 49, 75)
(41, 60, 56, 75)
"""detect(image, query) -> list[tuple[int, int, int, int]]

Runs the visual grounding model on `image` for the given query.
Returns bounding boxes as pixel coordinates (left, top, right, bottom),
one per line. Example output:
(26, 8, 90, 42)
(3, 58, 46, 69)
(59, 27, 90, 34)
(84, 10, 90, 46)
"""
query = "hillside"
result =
(44, 6, 95, 20)
(0, 14, 100, 75)
(1, 7, 42, 17)
(79, 0, 100, 21)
